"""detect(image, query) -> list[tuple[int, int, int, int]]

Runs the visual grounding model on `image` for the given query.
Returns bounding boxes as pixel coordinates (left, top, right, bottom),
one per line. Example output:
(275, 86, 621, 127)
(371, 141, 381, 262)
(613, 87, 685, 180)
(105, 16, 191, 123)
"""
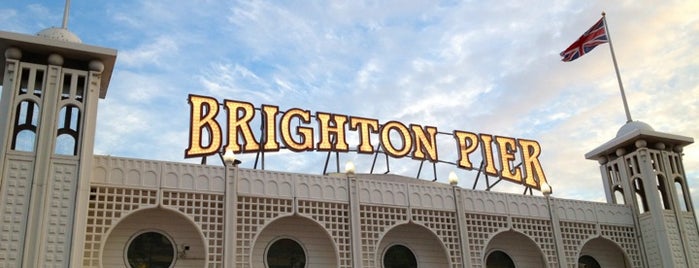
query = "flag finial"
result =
(601, 11, 606, 17)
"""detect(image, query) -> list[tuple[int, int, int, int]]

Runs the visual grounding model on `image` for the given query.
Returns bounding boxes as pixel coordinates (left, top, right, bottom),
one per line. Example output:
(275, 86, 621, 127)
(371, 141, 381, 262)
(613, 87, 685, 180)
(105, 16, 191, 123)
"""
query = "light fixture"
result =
(448, 171, 458, 186)
(541, 182, 552, 196)
(345, 161, 356, 174)
(222, 149, 240, 166)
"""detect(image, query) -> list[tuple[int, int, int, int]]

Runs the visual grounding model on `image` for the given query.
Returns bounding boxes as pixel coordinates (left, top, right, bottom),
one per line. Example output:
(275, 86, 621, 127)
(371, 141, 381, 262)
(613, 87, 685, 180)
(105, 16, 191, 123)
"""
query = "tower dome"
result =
(36, 27, 82, 43)
(616, 120, 654, 138)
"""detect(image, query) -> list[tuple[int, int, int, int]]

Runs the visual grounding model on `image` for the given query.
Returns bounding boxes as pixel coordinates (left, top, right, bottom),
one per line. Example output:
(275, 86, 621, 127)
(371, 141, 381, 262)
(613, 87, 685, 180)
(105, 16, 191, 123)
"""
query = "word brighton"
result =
(185, 95, 548, 189)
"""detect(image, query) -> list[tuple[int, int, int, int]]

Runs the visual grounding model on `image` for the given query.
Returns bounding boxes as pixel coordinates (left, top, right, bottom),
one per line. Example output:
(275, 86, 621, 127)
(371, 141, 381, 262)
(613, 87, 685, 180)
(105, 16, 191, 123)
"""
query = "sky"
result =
(2, 1, 698, 208)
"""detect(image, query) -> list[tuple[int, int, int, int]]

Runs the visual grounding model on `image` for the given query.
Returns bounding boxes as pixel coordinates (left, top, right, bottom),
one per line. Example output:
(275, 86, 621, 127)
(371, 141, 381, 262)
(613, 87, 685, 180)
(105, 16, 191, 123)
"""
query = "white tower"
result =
(586, 121, 699, 267)
(0, 28, 116, 267)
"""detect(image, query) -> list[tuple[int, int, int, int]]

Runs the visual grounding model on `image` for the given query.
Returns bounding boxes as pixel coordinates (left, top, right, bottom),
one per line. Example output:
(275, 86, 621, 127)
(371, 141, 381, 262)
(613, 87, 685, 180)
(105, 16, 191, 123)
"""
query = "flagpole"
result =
(602, 12, 633, 123)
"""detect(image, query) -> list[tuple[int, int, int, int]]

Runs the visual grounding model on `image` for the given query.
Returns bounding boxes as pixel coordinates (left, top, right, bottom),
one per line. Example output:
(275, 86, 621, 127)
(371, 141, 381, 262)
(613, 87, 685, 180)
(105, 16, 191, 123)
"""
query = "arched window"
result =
(578, 255, 601, 268)
(633, 178, 648, 213)
(55, 105, 81, 155)
(613, 186, 625, 205)
(383, 244, 417, 268)
(486, 250, 515, 268)
(675, 179, 690, 212)
(657, 175, 671, 210)
(125, 231, 176, 268)
(266, 238, 306, 268)
(11, 100, 40, 152)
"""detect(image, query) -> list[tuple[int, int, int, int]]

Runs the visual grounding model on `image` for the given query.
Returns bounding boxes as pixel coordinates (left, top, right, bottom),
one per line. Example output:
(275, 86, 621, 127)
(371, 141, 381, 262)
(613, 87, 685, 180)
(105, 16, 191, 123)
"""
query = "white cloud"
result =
(119, 36, 179, 68)
(7, 0, 698, 209)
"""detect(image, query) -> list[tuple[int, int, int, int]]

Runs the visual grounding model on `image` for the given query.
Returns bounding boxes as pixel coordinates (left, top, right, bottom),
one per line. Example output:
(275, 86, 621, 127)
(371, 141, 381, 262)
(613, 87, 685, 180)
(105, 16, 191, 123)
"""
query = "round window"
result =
(383, 244, 417, 268)
(266, 238, 306, 268)
(126, 231, 175, 268)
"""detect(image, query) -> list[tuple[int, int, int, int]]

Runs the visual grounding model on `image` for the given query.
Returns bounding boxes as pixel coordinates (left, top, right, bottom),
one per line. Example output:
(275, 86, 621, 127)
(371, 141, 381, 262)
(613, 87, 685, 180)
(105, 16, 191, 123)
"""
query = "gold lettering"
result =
(349, 117, 379, 154)
(480, 134, 498, 176)
(495, 136, 523, 183)
(316, 112, 349, 151)
(185, 94, 221, 157)
(183, 96, 550, 192)
(223, 100, 259, 153)
(519, 139, 547, 189)
(453, 130, 479, 169)
(262, 105, 280, 151)
(381, 121, 412, 157)
(280, 108, 314, 151)
(411, 124, 438, 161)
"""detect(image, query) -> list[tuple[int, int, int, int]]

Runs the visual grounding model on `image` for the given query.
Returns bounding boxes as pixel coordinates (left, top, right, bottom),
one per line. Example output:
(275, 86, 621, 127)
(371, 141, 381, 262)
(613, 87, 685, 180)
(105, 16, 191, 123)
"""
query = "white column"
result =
(0, 48, 22, 189)
(69, 60, 104, 267)
(221, 151, 240, 267)
(346, 172, 362, 268)
(452, 186, 472, 267)
(22, 54, 63, 268)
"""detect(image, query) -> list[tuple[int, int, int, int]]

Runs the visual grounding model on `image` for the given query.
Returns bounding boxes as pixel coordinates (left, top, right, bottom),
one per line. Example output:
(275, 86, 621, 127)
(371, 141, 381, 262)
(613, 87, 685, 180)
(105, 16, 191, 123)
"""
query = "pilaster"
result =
(22, 54, 63, 268)
(0, 51, 21, 182)
(347, 174, 362, 268)
(69, 61, 103, 267)
(546, 197, 568, 268)
(223, 165, 239, 267)
(452, 187, 471, 267)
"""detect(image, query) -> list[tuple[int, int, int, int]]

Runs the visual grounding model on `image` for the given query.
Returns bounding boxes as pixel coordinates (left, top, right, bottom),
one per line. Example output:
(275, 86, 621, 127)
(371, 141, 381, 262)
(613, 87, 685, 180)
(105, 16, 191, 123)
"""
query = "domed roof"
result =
(616, 120, 654, 138)
(36, 27, 82, 43)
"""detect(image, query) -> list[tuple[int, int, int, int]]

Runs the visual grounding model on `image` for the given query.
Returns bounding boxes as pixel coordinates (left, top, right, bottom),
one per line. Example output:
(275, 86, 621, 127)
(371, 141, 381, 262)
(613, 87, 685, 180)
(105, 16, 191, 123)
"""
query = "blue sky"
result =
(2, 1, 698, 207)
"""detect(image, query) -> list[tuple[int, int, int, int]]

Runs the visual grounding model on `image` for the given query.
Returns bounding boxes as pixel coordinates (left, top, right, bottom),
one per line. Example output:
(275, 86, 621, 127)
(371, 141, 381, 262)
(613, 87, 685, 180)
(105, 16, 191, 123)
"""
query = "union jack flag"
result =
(560, 18, 608, 62)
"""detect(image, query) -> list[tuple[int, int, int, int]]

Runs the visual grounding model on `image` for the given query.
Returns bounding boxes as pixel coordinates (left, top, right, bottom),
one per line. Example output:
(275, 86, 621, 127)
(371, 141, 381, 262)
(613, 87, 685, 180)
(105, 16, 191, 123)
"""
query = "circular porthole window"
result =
(266, 238, 306, 268)
(125, 231, 176, 268)
(383, 244, 417, 268)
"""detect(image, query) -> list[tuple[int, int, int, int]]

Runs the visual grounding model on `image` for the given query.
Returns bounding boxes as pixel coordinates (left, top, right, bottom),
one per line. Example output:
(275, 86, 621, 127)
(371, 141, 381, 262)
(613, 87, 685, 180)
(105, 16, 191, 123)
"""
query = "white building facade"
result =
(0, 27, 697, 268)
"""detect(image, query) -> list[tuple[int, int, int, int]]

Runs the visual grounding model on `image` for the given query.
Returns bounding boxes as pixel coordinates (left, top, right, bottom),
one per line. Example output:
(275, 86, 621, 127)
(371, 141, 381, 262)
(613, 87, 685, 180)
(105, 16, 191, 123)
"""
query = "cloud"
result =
(118, 36, 179, 68)
(7, 0, 697, 208)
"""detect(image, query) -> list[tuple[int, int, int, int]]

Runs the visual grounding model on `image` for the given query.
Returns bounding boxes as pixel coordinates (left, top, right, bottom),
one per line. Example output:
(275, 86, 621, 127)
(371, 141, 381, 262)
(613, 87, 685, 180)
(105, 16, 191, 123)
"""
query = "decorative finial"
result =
(62, 0, 71, 29)
(36, 0, 82, 43)
(601, 11, 606, 17)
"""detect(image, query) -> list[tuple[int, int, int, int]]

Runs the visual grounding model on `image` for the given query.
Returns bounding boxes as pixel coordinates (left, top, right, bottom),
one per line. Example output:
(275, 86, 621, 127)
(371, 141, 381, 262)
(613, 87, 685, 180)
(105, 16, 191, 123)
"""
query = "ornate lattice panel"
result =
(560, 221, 596, 267)
(162, 191, 224, 268)
(359, 205, 408, 267)
(235, 196, 292, 267)
(463, 213, 508, 268)
(600, 224, 642, 267)
(511, 217, 557, 267)
(82, 186, 157, 267)
(639, 214, 660, 267)
(298, 200, 351, 268)
(412, 208, 462, 267)
(682, 214, 699, 267)
(663, 212, 686, 266)
(43, 161, 78, 267)
(0, 157, 33, 268)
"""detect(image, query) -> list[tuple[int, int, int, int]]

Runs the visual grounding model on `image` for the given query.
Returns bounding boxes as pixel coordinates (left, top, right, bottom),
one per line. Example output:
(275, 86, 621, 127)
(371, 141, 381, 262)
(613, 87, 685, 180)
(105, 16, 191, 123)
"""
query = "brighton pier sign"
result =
(184, 94, 548, 190)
